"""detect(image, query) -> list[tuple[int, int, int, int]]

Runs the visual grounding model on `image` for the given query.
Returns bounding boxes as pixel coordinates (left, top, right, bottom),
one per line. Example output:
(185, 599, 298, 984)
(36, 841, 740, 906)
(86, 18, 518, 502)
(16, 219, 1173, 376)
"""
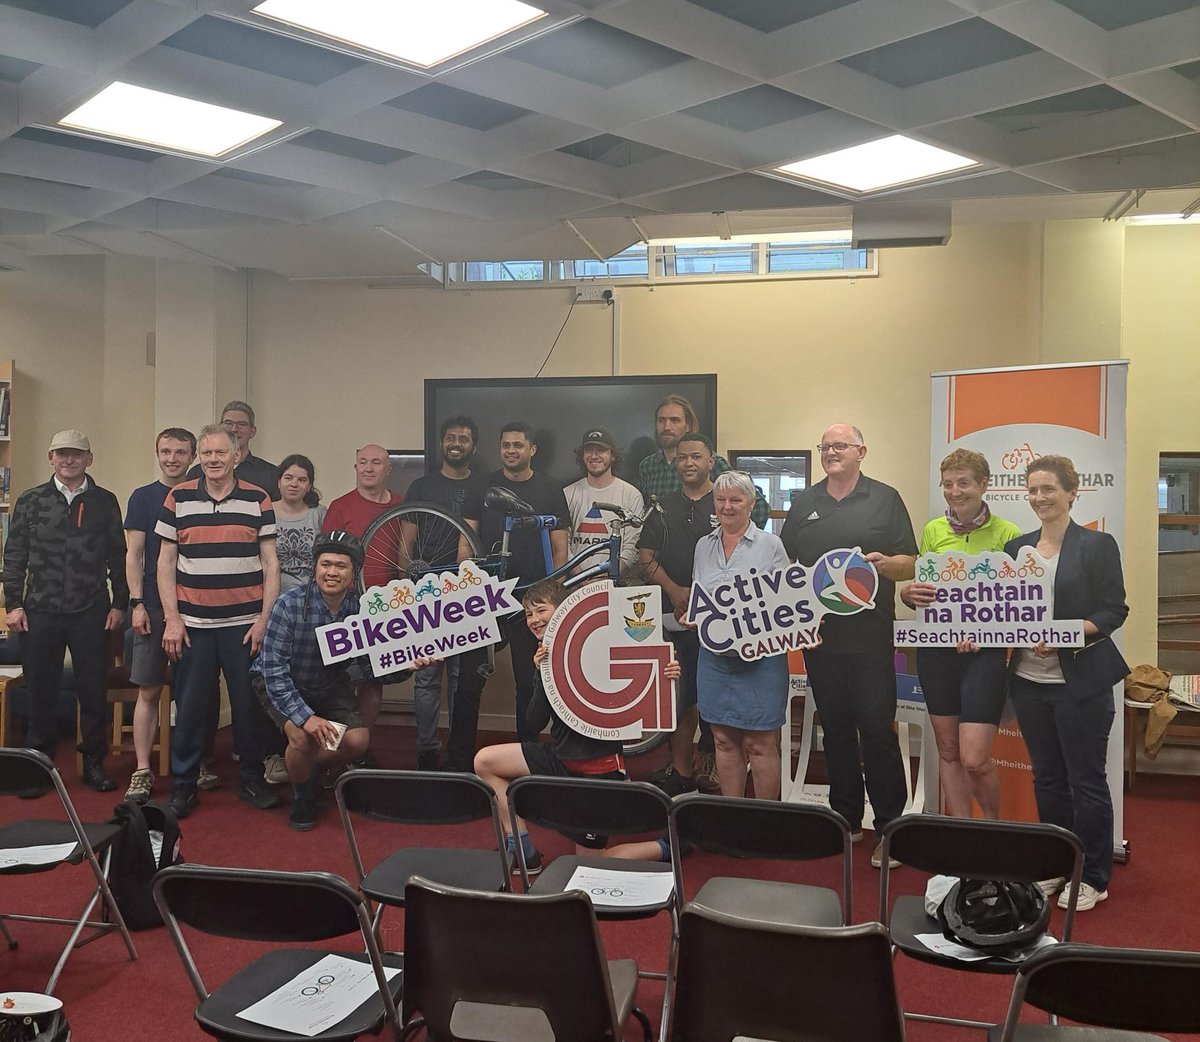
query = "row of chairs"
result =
(4, 752, 1200, 1040)
(150, 869, 1200, 1042)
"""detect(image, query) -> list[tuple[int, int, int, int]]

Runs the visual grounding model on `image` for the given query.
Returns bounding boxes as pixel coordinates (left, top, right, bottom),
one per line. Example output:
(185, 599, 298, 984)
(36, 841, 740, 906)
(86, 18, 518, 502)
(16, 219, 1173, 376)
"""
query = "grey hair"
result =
(198, 423, 238, 451)
(713, 469, 757, 502)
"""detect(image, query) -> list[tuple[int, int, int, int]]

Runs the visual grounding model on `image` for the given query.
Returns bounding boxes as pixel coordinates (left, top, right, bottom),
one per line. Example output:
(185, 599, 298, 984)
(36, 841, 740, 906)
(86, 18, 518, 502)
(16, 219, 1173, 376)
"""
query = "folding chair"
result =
(506, 776, 675, 1040)
(335, 769, 510, 937)
(0, 747, 137, 994)
(669, 792, 854, 926)
(670, 905, 904, 1042)
(153, 864, 402, 1042)
(400, 875, 652, 1042)
(991, 942, 1200, 1042)
(878, 813, 1084, 1030)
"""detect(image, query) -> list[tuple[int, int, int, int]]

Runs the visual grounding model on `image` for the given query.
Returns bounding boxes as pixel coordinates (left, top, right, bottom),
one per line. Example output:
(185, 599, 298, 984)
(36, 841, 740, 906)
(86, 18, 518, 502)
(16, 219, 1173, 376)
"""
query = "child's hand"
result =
(533, 644, 548, 667)
(664, 659, 681, 680)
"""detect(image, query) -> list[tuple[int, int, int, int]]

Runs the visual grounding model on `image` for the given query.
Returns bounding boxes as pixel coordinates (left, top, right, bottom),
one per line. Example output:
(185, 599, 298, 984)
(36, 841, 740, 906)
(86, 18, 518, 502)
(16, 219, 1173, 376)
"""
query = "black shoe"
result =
(169, 784, 198, 819)
(652, 763, 700, 797)
(355, 750, 382, 771)
(82, 757, 116, 792)
(238, 778, 282, 810)
(289, 798, 317, 832)
(416, 749, 441, 771)
(508, 847, 543, 876)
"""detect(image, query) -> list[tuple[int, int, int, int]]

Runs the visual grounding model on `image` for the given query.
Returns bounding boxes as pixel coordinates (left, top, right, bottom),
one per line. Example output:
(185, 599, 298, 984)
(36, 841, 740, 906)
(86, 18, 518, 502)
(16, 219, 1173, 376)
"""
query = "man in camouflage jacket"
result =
(3, 429, 127, 790)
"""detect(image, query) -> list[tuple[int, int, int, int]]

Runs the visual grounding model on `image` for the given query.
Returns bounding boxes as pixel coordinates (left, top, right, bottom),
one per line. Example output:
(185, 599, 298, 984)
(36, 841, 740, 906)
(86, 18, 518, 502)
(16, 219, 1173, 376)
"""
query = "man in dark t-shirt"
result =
(122, 426, 196, 804)
(403, 416, 483, 770)
(461, 421, 569, 744)
(780, 423, 917, 868)
(637, 432, 719, 795)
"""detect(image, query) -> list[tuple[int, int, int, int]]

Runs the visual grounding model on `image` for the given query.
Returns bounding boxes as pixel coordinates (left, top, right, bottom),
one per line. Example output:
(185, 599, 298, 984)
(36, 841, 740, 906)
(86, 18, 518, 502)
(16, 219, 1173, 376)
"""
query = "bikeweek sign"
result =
(315, 562, 519, 678)
(687, 548, 879, 661)
(541, 582, 677, 741)
(893, 549, 1084, 649)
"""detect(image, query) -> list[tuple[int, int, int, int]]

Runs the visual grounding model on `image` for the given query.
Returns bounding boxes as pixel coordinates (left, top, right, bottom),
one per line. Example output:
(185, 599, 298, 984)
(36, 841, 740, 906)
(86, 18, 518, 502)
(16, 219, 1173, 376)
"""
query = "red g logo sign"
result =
(542, 583, 677, 740)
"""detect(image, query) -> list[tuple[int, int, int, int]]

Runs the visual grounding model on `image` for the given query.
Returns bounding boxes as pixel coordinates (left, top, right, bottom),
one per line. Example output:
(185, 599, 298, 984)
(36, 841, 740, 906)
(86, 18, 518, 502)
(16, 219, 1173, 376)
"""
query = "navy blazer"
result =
(1005, 520, 1129, 692)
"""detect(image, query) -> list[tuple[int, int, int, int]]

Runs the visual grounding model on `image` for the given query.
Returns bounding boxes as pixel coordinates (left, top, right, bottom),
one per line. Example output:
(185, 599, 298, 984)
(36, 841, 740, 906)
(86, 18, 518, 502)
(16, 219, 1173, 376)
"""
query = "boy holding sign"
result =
(474, 580, 681, 873)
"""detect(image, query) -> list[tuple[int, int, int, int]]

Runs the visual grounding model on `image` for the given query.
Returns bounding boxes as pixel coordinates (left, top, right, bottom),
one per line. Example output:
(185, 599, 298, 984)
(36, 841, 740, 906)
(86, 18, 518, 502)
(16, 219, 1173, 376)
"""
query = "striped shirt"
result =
(156, 476, 276, 628)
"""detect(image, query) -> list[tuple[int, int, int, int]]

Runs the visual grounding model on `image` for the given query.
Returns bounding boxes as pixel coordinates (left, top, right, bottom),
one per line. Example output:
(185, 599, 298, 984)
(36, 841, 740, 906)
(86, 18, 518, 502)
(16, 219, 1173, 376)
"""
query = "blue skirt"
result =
(697, 649, 789, 731)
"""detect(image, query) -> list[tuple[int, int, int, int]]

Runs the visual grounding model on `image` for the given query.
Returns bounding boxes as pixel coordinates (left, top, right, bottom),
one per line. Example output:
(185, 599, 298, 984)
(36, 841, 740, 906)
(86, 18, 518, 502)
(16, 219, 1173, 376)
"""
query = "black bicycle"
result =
(359, 487, 669, 757)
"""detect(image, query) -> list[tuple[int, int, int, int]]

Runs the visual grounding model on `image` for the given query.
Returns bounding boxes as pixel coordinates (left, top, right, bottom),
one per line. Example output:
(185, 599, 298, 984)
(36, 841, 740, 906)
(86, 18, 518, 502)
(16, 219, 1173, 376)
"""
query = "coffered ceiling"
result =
(1, 0, 1198, 276)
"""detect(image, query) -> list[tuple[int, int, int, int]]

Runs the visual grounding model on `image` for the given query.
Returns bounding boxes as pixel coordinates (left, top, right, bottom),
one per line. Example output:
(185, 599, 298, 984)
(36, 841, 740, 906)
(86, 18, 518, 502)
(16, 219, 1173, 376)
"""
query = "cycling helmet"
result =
(937, 878, 1049, 955)
(311, 530, 364, 572)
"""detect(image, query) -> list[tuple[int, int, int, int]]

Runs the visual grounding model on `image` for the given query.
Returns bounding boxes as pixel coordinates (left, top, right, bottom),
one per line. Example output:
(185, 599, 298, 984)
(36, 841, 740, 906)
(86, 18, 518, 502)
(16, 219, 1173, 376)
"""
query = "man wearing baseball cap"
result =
(2, 429, 128, 790)
(563, 426, 644, 576)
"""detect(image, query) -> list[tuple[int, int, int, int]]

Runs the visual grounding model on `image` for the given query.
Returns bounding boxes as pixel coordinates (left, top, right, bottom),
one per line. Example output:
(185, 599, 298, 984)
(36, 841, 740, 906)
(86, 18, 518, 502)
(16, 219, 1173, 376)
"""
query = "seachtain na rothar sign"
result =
(687, 548, 879, 661)
(315, 562, 519, 678)
(893, 548, 1084, 649)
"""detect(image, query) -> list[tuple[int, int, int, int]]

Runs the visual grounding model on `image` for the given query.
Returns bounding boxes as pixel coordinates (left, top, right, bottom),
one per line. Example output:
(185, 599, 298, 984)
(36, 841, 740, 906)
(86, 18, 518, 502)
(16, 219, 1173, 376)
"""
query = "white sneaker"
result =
(1036, 876, 1067, 897)
(1059, 881, 1107, 911)
(871, 841, 901, 869)
(263, 754, 289, 786)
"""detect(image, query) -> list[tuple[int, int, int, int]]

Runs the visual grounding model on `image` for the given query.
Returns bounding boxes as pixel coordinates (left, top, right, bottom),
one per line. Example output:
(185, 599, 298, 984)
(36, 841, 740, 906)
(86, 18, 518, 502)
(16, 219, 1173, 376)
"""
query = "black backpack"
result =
(105, 800, 183, 930)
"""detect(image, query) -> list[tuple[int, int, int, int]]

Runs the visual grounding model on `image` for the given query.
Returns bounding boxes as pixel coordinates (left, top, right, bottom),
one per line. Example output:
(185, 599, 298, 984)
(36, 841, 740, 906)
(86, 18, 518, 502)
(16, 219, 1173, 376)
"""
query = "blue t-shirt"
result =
(124, 481, 171, 610)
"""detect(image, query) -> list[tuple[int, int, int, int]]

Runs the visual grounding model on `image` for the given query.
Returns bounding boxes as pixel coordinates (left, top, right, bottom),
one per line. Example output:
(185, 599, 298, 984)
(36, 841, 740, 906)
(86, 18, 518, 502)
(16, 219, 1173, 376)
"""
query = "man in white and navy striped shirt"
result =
(157, 423, 280, 819)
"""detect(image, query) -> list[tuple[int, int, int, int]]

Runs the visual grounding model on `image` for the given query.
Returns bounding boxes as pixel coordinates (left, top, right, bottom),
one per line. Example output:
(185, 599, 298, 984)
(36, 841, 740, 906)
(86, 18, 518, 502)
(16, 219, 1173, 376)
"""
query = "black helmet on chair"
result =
(311, 530, 364, 572)
(937, 878, 1050, 956)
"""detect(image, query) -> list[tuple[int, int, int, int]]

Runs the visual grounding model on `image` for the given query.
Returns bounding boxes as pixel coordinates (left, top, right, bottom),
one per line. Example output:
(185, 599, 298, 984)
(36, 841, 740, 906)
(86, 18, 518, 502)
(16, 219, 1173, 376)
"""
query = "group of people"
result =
(2, 393, 1128, 909)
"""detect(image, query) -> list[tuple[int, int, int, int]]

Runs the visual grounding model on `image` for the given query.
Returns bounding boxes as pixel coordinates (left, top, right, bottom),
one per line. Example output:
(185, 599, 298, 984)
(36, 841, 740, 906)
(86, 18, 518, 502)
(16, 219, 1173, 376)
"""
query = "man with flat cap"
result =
(3, 429, 127, 790)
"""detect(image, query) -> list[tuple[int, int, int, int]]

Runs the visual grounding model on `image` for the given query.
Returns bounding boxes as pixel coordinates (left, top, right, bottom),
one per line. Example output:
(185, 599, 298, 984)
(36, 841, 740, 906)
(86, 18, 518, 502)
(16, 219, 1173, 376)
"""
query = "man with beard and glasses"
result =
(402, 416, 483, 770)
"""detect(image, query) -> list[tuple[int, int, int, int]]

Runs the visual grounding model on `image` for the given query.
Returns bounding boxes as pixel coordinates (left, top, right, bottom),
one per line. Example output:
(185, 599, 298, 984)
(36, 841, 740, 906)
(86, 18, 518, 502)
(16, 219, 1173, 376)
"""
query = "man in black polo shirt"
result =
(780, 423, 917, 869)
(637, 432, 719, 795)
(462, 421, 569, 744)
(403, 415, 482, 769)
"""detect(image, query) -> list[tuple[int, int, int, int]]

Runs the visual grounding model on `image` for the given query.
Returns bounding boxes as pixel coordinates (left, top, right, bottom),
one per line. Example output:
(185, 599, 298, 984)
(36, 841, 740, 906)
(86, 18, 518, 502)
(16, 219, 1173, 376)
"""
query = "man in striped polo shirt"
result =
(157, 424, 281, 818)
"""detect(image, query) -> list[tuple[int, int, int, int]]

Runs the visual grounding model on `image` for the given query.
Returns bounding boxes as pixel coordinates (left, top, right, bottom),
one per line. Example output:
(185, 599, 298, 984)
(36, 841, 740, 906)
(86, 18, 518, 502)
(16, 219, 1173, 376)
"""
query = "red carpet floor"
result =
(2, 727, 1198, 1041)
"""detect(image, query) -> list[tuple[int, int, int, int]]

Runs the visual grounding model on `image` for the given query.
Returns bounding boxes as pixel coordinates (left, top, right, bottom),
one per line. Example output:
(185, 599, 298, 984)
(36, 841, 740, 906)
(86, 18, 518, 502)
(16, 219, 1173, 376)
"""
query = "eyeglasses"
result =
(817, 442, 859, 454)
(222, 420, 252, 430)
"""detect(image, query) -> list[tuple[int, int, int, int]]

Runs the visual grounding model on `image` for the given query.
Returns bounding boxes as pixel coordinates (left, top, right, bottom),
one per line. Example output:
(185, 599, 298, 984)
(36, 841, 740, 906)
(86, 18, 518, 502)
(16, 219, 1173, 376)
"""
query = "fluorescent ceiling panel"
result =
(252, 0, 546, 67)
(775, 135, 979, 193)
(57, 82, 282, 158)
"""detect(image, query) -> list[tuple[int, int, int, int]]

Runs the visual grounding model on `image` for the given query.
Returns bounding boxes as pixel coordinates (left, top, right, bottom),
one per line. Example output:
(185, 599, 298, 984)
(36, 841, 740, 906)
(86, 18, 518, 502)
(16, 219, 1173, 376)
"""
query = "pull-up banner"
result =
(929, 362, 1128, 851)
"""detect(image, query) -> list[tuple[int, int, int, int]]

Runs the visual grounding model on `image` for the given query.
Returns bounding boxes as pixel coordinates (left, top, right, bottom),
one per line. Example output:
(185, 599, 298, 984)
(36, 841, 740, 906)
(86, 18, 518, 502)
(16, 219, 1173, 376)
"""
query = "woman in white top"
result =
(273, 454, 328, 594)
(691, 471, 792, 800)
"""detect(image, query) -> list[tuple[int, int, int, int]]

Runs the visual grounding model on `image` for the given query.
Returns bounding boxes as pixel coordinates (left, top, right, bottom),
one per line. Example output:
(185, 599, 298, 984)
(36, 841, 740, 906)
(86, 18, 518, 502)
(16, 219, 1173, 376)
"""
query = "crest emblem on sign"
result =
(623, 592, 655, 642)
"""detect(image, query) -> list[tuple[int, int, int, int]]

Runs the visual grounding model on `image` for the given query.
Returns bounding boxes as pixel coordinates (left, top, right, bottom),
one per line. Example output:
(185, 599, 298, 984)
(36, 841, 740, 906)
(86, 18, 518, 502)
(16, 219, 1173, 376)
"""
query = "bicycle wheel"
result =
(623, 730, 668, 758)
(358, 502, 483, 593)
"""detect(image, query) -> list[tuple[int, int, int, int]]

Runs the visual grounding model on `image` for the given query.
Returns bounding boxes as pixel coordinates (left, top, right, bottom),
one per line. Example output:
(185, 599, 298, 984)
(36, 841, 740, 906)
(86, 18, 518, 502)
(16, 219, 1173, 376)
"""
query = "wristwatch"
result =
(129, 598, 144, 608)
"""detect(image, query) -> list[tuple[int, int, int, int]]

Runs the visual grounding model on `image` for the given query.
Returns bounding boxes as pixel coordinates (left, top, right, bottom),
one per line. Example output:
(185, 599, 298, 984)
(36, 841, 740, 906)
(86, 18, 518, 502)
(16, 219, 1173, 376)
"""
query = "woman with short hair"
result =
(691, 470, 794, 800)
(901, 448, 1020, 819)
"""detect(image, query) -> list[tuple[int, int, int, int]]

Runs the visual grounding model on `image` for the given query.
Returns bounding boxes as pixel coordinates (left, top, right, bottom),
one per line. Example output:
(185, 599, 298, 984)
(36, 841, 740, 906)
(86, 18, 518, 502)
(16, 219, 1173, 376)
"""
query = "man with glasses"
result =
(188, 401, 278, 501)
(780, 424, 917, 867)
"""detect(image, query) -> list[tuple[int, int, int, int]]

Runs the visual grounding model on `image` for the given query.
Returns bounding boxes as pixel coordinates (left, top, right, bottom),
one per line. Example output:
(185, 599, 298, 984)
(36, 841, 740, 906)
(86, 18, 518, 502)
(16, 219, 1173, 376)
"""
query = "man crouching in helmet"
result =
(252, 531, 380, 831)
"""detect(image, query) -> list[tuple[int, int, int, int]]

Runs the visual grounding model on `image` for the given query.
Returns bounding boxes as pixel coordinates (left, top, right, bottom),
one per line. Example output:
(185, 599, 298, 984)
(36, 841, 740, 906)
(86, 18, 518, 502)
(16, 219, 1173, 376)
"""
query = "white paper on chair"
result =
(0, 842, 77, 867)
(237, 953, 399, 1037)
(565, 867, 674, 908)
(916, 932, 1058, 963)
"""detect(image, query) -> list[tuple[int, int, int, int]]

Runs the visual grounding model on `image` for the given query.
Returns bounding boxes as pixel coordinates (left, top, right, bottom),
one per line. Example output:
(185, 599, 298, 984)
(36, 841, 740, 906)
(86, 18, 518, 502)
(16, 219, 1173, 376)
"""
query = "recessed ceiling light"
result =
(774, 135, 979, 193)
(58, 82, 282, 158)
(252, 0, 546, 68)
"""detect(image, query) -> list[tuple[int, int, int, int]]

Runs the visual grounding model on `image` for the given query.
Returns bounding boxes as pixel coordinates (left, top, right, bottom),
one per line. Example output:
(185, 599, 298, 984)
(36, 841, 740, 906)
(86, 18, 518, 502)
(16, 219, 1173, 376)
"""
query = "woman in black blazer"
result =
(1005, 455, 1128, 913)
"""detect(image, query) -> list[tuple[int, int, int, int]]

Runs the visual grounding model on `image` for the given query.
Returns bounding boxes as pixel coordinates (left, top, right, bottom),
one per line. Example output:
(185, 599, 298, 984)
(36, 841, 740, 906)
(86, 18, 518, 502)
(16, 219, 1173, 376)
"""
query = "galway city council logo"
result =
(542, 582, 676, 740)
(812, 547, 878, 615)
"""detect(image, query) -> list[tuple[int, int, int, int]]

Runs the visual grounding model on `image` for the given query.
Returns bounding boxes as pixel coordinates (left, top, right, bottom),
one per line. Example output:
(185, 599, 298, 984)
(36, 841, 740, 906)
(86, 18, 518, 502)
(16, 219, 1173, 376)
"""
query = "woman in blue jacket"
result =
(1006, 455, 1128, 913)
